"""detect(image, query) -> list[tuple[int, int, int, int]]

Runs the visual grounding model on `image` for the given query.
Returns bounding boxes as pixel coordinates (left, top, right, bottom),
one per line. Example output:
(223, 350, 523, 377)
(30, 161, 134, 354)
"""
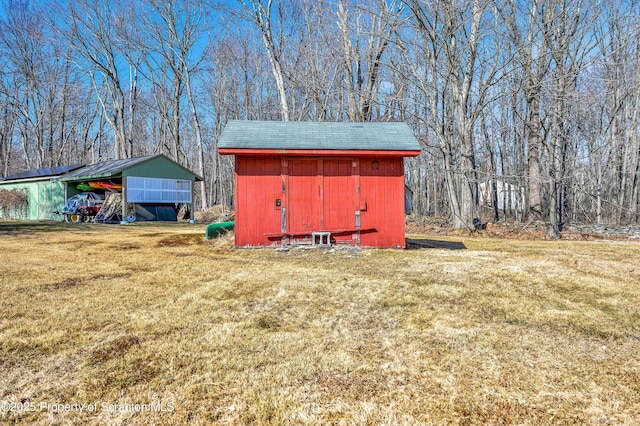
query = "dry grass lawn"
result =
(0, 222, 639, 425)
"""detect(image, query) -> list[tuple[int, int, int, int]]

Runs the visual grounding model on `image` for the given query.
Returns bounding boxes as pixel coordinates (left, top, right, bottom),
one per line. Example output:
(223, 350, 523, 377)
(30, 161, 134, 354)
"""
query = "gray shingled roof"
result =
(60, 155, 156, 181)
(218, 120, 421, 151)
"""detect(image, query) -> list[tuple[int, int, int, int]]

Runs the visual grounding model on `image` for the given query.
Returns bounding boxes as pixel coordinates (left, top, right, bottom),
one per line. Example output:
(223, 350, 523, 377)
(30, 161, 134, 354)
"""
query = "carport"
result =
(58, 154, 203, 222)
(0, 154, 202, 222)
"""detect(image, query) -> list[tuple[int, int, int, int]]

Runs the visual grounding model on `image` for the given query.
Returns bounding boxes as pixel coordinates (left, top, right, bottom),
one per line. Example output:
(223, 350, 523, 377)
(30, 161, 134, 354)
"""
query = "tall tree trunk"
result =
(127, 64, 138, 158)
(184, 67, 208, 210)
(244, 0, 290, 121)
(527, 94, 543, 219)
(444, 151, 465, 229)
(337, 0, 358, 122)
(171, 76, 182, 161)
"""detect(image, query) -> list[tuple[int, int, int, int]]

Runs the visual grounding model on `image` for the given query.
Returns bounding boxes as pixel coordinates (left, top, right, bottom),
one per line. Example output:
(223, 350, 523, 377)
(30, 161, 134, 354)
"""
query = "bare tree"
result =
(337, 0, 403, 122)
(499, 0, 553, 221)
(235, 0, 290, 121)
(57, 0, 134, 159)
(0, 66, 16, 176)
(0, 0, 81, 169)
(396, 0, 503, 230)
(542, 0, 598, 238)
(286, 1, 340, 121)
(143, 0, 210, 209)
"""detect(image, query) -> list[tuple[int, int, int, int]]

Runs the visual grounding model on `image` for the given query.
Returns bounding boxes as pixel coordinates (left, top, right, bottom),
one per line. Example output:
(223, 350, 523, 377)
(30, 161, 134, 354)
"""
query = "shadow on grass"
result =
(0, 221, 98, 235)
(405, 238, 467, 250)
(0, 220, 202, 236)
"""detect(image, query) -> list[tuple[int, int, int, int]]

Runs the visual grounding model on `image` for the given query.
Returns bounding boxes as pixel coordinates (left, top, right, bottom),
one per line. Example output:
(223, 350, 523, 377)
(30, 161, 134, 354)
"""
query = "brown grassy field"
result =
(1, 222, 639, 425)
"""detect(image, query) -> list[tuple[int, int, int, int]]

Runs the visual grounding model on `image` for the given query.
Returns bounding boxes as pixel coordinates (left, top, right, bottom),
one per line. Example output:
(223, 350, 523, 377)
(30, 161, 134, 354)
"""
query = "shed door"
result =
(36, 182, 54, 220)
(287, 159, 321, 234)
(321, 159, 355, 236)
(287, 158, 356, 241)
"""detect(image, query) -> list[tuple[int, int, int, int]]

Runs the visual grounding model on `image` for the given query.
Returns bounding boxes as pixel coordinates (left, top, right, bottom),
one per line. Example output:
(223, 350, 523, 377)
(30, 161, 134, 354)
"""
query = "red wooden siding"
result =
(285, 158, 356, 244)
(234, 155, 282, 247)
(233, 154, 406, 248)
(321, 159, 356, 244)
(359, 157, 406, 248)
(287, 159, 321, 234)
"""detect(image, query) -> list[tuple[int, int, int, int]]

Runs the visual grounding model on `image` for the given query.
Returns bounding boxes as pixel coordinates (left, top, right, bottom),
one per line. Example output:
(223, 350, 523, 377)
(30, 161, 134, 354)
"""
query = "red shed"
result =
(218, 120, 421, 248)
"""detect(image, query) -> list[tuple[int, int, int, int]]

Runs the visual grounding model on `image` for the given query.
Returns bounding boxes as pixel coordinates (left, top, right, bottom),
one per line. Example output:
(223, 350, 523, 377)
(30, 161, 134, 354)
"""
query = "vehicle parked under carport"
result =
(59, 192, 103, 222)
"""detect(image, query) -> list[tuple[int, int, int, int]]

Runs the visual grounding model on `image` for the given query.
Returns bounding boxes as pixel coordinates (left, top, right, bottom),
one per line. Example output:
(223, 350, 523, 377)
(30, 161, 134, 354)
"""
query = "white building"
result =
(479, 180, 525, 217)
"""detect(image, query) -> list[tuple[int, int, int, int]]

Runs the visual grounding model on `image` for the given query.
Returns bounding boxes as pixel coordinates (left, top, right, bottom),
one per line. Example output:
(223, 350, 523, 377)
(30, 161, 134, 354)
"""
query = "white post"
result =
(121, 176, 128, 224)
(189, 180, 195, 224)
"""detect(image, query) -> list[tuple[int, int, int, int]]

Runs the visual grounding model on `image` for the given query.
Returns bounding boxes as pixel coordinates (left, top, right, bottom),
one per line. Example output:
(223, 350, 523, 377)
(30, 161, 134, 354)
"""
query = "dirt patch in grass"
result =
(91, 272, 133, 281)
(254, 314, 282, 331)
(107, 243, 141, 250)
(0, 223, 639, 424)
(87, 335, 141, 364)
(42, 277, 86, 290)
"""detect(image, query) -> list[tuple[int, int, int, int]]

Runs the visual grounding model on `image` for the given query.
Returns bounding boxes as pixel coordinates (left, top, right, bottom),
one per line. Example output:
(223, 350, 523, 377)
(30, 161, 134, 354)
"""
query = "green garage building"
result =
(0, 154, 202, 222)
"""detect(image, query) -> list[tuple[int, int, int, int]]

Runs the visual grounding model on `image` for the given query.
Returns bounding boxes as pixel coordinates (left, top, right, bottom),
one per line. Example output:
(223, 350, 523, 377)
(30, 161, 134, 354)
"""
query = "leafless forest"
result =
(1, 0, 639, 236)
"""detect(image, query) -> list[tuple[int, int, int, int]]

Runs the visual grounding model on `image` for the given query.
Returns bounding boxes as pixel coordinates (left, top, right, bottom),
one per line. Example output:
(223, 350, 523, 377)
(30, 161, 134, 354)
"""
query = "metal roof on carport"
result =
(58, 154, 203, 182)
